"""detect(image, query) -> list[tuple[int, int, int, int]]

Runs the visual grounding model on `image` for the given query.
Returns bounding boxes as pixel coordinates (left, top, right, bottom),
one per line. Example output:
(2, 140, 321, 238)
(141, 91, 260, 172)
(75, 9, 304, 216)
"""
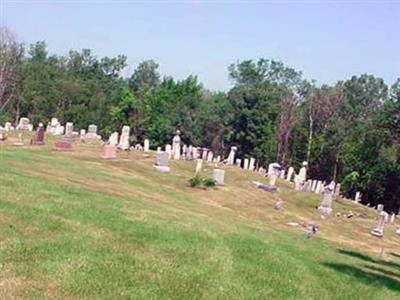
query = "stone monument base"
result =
(318, 206, 332, 215)
(153, 165, 170, 173)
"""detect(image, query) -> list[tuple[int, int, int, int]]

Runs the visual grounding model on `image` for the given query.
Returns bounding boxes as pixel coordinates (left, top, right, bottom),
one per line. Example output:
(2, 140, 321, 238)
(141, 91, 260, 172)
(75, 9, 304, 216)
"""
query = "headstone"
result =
(4, 122, 13, 131)
(269, 163, 282, 186)
(153, 152, 170, 173)
(315, 181, 323, 194)
(165, 144, 172, 158)
(85, 124, 101, 139)
(370, 211, 389, 237)
(202, 148, 208, 161)
(243, 158, 249, 170)
(305, 179, 313, 192)
(31, 123, 45, 145)
(53, 139, 72, 151)
(279, 169, 286, 180)
(226, 146, 237, 165)
(297, 161, 308, 191)
(207, 151, 213, 163)
(182, 144, 187, 159)
(318, 181, 335, 214)
(355, 191, 362, 203)
(334, 183, 341, 199)
(16, 117, 33, 131)
(172, 130, 181, 160)
(311, 180, 318, 192)
(65, 122, 74, 136)
(235, 159, 242, 167)
(118, 126, 130, 150)
(192, 147, 198, 160)
(80, 129, 86, 137)
(195, 159, 203, 174)
(253, 181, 277, 193)
(156, 147, 161, 153)
(213, 169, 225, 185)
(108, 132, 119, 146)
(249, 158, 255, 171)
(101, 145, 116, 159)
(390, 213, 396, 224)
(286, 167, 294, 182)
(143, 139, 150, 152)
(215, 155, 221, 163)
(377, 204, 384, 212)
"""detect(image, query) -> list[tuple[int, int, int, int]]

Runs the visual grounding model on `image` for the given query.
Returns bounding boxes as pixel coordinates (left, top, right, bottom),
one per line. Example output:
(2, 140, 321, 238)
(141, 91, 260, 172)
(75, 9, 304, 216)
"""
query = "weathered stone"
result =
(172, 130, 181, 160)
(318, 181, 335, 214)
(195, 159, 202, 174)
(371, 211, 389, 237)
(286, 167, 294, 181)
(118, 126, 130, 150)
(154, 152, 170, 173)
(226, 146, 237, 165)
(101, 145, 116, 159)
(108, 132, 119, 146)
(31, 124, 45, 145)
(213, 169, 225, 185)
(53, 140, 72, 151)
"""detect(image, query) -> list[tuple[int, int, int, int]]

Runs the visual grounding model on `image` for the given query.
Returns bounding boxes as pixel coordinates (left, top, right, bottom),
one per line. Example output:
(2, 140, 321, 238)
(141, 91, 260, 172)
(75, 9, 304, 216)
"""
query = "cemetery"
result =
(0, 123, 399, 299)
(1, 3, 399, 298)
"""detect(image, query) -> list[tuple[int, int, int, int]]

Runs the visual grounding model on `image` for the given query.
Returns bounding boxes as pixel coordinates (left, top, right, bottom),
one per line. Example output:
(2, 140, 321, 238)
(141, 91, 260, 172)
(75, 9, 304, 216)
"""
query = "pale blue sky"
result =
(1, 1, 399, 90)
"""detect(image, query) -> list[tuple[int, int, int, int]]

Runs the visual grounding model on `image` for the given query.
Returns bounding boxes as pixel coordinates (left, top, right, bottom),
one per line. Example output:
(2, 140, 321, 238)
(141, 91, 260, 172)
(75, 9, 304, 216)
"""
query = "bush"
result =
(189, 176, 202, 187)
(203, 178, 216, 187)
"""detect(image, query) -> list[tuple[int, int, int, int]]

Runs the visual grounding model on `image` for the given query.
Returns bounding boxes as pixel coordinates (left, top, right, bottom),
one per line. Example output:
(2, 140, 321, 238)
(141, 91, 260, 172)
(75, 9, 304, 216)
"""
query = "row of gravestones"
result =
(5, 119, 400, 238)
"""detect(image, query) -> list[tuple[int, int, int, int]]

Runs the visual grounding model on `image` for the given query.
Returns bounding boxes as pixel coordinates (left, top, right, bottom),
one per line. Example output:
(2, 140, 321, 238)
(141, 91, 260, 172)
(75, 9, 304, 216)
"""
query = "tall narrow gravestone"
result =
(243, 158, 249, 170)
(213, 169, 225, 185)
(371, 211, 389, 237)
(249, 158, 255, 171)
(31, 124, 45, 145)
(226, 146, 237, 165)
(286, 166, 294, 182)
(195, 159, 203, 174)
(65, 122, 74, 136)
(153, 152, 170, 173)
(144, 139, 150, 152)
(118, 126, 130, 150)
(172, 130, 181, 160)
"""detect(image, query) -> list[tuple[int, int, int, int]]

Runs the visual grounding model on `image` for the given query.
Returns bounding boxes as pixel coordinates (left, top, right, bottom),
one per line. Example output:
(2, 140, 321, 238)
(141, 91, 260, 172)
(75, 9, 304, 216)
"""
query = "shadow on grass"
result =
(364, 264, 400, 279)
(323, 263, 400, 292)
(338, 249, 400, 270)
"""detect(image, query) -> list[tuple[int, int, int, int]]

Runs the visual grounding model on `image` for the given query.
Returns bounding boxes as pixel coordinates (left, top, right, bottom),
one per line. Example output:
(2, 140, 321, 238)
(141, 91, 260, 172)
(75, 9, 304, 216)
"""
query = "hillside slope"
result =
(0, 135, 400, 299)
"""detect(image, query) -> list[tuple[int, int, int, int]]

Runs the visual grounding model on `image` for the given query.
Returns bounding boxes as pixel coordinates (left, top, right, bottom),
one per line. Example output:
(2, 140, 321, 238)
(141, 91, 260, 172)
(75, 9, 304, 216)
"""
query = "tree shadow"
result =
(364, 264, 400, 279)
(323, 262, 400, 293)
(337, 249, 400, 270)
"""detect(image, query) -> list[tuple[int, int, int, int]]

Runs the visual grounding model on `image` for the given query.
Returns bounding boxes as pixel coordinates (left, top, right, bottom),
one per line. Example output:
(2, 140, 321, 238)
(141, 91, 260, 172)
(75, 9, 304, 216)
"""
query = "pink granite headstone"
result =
(53, 140, 72, 151)
(101, 145, 116, 159)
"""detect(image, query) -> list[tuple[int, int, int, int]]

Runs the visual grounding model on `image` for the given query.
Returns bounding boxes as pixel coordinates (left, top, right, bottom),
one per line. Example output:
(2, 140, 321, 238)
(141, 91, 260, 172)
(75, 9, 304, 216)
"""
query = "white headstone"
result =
(108, 132, 119, 146)
(243, 158, 249, 169)
(65, 122, 74, 136)
(249, 158, 255, 171)
(286, 167, 294, 181)
(227, 146, 237, 165)
(172, 130, 181, 160)
(165, 144, 172, 158)
(144, 139, 150, 152)
(318, 181, 335, 214)
(213, 169, 225, 185)
(118, 126, 130, 150)
(195, 159, 203, 174)
(371, 211, 389, 237)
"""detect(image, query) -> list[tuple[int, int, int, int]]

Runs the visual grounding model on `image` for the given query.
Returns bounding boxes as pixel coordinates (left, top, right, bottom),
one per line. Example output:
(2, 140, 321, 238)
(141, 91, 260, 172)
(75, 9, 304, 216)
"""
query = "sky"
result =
(1, 0, 399, 91)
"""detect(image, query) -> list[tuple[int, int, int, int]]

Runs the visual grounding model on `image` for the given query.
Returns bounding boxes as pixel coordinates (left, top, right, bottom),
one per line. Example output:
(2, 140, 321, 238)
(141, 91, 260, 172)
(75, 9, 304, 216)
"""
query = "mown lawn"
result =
(0, 139, 399, 299)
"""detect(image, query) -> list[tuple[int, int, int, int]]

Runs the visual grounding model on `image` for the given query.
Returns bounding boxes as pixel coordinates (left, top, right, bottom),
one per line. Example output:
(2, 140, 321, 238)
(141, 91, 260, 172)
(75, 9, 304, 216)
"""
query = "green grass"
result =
(0, 137, 399, 299)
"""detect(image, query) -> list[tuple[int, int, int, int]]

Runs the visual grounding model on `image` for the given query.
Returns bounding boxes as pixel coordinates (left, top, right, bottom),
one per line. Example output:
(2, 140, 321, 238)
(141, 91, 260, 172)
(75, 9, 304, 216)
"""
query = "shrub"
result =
(189, 176, 202, 187)
(203, 178, 216, 187)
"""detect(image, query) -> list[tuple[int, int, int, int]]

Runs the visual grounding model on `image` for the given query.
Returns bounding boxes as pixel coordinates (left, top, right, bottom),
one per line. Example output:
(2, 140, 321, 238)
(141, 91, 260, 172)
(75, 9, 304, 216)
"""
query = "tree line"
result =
(1, 26, 399, 212)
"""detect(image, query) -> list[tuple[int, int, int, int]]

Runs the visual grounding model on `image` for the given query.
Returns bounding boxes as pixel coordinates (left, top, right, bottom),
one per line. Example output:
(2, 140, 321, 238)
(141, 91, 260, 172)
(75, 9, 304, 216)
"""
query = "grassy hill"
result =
(1, 133, 400, 299)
